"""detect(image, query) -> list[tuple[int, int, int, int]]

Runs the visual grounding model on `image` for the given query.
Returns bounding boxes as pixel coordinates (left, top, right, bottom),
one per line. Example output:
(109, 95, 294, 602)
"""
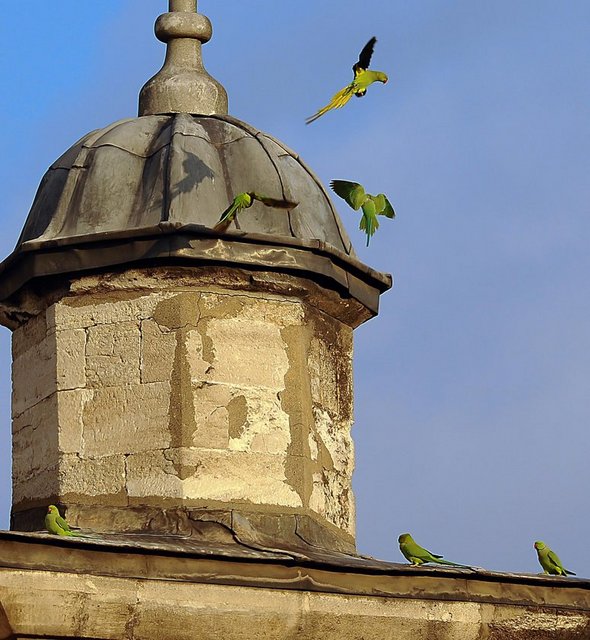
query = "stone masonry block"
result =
(86, 321, 141, 387)
(141, 319, 176, 383)
(135, 581, 307, 640)
(47, 292, 175, 331)
(126, 450, 183, 499)
(0, 571, 140, 640)
(199, 291, 303, 327)
(309, 467, 355, 535)
(12, 395, 60, 479)
(180, 450, 303, 507)
(57, 389, 94, 453)
(127, 448, 304, 507)
(12, 329, 56, 417)
(13, 464, 59, 505)
(11, 309, 47, 360)
(60, 453, 126, 498)
(308, 320, 353, 423)
(82, 383, 171, 457)
(56, 328, 87, 390)
(206, 317, 289, 390)
(190, 382, 291, 452)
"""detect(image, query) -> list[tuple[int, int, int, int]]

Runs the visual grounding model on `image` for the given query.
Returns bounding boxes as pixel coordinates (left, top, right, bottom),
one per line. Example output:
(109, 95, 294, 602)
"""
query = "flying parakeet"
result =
(534, 541, 576, 576)
(45, 504, 81, 536)
(330, 179, 395, 246)
(398, 533, 472, 568)
(214, 192, 298, 231)
(306, 37, 388, 124)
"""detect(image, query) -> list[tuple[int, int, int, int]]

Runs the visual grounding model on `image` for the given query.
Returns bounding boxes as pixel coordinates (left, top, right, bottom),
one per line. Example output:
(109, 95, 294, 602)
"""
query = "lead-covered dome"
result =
(0, 113, 390, 313)
(18, 114, 354, 254)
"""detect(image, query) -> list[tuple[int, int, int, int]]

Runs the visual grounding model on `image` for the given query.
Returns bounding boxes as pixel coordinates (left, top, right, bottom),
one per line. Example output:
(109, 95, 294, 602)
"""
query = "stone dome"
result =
(18, 114, 354, 254)
(0, 114, 391, 314)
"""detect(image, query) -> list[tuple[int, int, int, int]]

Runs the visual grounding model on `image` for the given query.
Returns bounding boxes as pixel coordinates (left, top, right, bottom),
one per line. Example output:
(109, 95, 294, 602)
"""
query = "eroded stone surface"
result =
(86, 321, 141, 387)
(82, 383, 171, 457)
(11, 269, 358, 541)
(1, 555, 589, 640)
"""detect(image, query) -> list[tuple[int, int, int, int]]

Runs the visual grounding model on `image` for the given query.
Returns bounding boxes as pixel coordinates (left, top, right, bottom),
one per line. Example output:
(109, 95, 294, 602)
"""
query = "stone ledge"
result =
(0, 226, 392, 326)
(0, 533, 589, 640)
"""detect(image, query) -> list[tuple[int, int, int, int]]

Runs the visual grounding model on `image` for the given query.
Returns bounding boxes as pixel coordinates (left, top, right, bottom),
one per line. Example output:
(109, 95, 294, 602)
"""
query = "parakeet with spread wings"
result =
(214, 192, 298, 232)
(306, 37, 388, 125)
(330, 179, 395, 246)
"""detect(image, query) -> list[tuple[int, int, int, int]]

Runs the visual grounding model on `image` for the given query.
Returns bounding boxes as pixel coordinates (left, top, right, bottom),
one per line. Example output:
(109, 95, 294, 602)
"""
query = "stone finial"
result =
(139, 0, 228, 116)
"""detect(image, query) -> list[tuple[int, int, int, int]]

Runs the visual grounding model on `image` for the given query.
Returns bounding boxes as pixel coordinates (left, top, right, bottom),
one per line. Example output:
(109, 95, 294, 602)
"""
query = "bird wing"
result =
(214, 193, 253, 231)
(330, 180, 365, 210)
(399, 541, 421, 563)
(404, 540, 434, 561)
(251, 193, 298, 209)
(217, 199, 242, 225)
(46, 514, 69, 535)
(536, 549, 553, 573)
(547, 549, 565, 570)
(353, 37, 377, 75)
(306, 84, 356, 124)
(377, 194, 396, 219)
(56, 514, 71, 532)
(45, 514, 58, 535)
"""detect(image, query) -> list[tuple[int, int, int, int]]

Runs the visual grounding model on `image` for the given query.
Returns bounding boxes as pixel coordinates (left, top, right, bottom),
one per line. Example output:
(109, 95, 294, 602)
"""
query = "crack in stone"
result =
(124, 585, 142, 640)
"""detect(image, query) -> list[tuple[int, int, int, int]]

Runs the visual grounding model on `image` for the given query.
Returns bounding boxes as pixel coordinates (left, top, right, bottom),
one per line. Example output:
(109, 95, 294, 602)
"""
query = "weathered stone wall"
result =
(1, 548, 589, 640)
(11, 268, 356, 539)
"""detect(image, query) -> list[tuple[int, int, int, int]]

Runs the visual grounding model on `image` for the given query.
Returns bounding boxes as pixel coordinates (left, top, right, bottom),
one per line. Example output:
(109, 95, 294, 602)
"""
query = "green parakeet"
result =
(214, 192, 298, 231)
(330, 179, 395, 246)
(398, 533, 472, 568)
(45, 504, 80, 536)
(534, 541, 576, 576)
(306, 37, 388, 124)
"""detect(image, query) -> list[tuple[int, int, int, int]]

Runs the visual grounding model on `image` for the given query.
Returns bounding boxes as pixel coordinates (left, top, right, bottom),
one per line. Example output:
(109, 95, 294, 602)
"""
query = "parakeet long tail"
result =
(359, 209, 379, 246)
(433, 557, 472, 568)
(216, 201, 241, 227)
(306, 85, 355, 124)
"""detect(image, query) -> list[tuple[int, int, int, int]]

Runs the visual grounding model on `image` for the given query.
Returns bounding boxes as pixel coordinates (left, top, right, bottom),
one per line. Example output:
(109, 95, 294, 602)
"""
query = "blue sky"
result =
(0, 1, 589, 575)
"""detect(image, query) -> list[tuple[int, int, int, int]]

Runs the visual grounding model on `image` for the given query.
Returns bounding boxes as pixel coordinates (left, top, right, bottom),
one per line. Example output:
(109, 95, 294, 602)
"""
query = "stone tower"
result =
(0, 3, 588, 639)
(0, 0, 390, 551)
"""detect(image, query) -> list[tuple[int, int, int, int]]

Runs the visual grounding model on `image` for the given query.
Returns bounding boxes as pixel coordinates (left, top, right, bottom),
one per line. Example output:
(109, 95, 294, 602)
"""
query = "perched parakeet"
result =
(45, 504, 80, 536)
(330, 180, 395, 246)
(534, 541, 576, 576)
(214, 192, 298, 231)
(398, 533, 472, 568)
(306, 37, 388, 124)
